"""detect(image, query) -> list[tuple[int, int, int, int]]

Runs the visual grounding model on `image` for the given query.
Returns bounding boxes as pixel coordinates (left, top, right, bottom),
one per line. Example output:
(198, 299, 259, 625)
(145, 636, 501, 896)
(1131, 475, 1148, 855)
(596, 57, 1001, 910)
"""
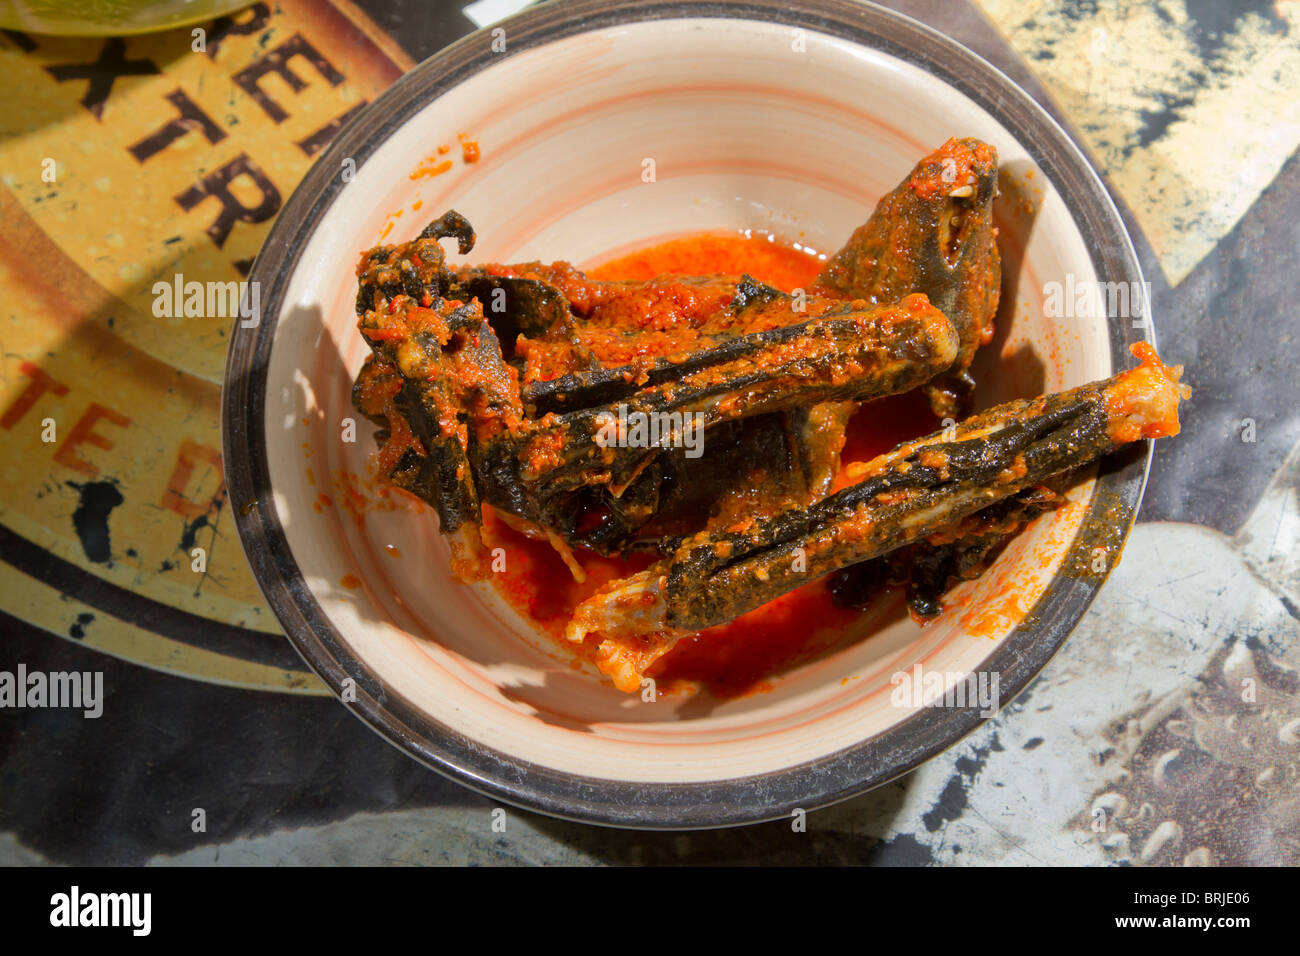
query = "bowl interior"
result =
(241, 10, 1130, 813)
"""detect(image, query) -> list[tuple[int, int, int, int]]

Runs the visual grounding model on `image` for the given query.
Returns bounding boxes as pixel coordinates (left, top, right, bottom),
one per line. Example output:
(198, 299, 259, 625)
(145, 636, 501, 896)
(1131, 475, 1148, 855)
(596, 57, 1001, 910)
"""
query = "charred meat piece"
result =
(828, 483, 1062, 623)
(354, 209, 476, 315)
(516, 294, 958, 506)
(352, 214, 961, 564)
(352, 294, 525, 574)
(462, 264, 871, 384)
(567, 344, 1188, 692)
(903, 483, 1061, 621)
(813, 137, 1001, 418)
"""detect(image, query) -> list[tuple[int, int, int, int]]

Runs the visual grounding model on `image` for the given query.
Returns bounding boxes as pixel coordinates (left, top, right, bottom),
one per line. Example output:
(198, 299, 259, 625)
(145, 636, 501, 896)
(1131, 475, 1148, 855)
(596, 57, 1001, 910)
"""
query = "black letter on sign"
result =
(128, 89, 226, 163)
(45, 38, 159, 120)
(204, 2, 272, 60)
(296, 101, 367, 157)
(232, 34, 344, 124)
(174, 154, 280, 249)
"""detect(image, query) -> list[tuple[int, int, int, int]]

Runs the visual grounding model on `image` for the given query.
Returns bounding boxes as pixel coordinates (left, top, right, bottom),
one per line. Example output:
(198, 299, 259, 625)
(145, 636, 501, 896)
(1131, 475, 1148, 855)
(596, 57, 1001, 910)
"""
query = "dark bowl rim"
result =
(222, 0, 1153, 830)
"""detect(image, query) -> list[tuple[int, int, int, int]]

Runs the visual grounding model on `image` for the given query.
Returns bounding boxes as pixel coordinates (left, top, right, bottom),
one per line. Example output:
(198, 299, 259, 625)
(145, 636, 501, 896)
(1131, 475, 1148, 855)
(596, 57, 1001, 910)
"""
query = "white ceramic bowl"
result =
(224, 0, 1151, 827)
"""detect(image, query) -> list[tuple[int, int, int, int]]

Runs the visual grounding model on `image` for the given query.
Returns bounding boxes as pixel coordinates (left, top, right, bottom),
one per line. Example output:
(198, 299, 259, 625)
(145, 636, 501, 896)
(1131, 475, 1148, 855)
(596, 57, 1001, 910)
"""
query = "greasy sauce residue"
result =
(459, 133, 480, 164)
(410, 156, 453, 180)
(484, 232, 938, 697)
(340, 574, 361, 590)
(408, 134, 480, 183)
(960, 588, 1025, 639)
(332, 469, 415, 531)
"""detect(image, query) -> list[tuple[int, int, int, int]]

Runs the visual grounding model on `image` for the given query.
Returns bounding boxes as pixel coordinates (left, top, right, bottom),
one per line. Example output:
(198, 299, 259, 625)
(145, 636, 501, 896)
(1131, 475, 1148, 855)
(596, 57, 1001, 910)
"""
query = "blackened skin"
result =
(814, 138, 1002, 419)
(827, 553, 900, 610)
(828, 485, 1060, 621)
(662, 388, 1113, 631)
(419, 209, 476, 252)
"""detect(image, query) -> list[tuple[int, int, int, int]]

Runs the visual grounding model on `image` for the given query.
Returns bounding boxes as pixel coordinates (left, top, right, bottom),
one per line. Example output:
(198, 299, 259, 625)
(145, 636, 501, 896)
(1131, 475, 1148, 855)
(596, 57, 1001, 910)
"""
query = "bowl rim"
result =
(222, 0, 1153, 829)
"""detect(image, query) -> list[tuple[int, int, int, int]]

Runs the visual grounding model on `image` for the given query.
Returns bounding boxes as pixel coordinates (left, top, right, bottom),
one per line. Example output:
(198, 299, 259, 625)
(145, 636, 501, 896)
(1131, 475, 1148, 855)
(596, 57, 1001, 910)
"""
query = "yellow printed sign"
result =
(0, 0, 410, 692)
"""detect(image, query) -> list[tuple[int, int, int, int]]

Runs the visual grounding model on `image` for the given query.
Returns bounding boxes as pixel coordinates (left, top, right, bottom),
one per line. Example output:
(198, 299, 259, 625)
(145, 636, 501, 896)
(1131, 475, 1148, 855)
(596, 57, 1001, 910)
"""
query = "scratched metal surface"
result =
(0, 0, 1296, 865)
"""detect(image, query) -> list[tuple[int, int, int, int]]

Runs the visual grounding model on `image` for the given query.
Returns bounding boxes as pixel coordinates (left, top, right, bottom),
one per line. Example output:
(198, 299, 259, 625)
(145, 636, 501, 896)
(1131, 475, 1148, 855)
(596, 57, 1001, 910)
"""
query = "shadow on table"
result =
(518, 775, 925, 865)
